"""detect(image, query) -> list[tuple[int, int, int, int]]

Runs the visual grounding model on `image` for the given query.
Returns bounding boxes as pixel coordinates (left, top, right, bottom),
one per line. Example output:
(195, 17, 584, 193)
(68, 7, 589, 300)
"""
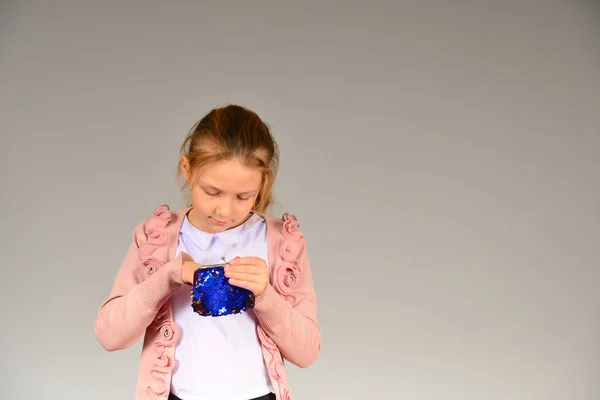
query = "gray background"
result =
(1, 1, 599, 399)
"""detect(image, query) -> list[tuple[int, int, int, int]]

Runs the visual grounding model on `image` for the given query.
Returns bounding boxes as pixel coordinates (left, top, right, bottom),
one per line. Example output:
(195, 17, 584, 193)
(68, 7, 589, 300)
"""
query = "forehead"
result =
(195, 158, 261, 191)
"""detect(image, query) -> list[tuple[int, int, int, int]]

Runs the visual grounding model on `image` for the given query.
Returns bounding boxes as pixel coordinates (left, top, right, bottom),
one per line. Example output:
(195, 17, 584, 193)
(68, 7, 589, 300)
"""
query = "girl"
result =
(95, 104, 321, 400)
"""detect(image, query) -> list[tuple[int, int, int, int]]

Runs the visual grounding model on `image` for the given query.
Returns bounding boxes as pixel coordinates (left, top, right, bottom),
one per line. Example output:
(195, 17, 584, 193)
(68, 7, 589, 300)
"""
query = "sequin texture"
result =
(191, 266, 255, 317)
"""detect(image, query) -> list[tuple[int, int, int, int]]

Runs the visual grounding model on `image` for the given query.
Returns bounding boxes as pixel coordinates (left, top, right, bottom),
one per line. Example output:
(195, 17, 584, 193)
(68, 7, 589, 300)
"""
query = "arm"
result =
(94, 222, 188, 351)
(252, 238, 321, 368)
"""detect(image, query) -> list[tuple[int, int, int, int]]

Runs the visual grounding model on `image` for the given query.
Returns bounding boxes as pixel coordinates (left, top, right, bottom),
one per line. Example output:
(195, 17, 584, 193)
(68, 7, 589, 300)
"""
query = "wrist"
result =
(179, 254, 196, 285)
(255, 283, 269, 298)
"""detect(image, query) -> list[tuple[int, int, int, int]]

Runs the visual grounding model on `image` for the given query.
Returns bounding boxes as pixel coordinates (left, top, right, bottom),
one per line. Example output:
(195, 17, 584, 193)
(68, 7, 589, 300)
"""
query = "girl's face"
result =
(183, 157, 262, 233)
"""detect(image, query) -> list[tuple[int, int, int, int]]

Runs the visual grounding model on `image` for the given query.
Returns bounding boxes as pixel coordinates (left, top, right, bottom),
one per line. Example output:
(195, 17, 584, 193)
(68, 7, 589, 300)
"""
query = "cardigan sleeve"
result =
(252, 234, 321, 368)
(94, 221, 190, 351)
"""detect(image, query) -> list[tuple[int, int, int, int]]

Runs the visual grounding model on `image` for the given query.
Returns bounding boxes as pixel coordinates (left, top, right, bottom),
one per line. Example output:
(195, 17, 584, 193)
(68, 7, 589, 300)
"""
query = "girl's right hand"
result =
(181, 260, 200, 285)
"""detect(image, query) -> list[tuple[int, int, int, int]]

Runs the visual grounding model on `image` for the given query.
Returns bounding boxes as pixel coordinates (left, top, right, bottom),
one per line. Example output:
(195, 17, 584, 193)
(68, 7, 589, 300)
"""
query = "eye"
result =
(205, 190, 220, 197)
(237, 196, 252, 201)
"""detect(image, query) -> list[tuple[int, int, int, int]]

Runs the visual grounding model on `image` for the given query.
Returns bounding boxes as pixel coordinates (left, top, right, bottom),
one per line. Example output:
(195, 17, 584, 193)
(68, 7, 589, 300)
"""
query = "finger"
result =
(229, 256, 266, 266)
(225, 271, 265, 284)
(227, 279, 260, 294)
(225, 264, 264, 274)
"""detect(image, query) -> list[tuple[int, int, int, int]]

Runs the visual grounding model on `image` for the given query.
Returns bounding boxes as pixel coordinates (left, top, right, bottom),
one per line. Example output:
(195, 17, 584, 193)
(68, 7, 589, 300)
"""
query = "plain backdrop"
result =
(1, 1, 599, 399)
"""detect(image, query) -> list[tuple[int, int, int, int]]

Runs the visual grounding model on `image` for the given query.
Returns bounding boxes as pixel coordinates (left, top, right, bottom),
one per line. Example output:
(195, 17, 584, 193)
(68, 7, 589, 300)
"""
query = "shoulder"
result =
(263, 212, 313, 300)
(131, 204, 189, 246)
(263, 212, 305, 241)
(263, 212, 308, 264)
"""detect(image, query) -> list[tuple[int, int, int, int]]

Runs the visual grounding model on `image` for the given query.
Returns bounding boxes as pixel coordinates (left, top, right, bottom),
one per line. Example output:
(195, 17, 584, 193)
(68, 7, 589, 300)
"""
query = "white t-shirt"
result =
(169, 213, 273, 400)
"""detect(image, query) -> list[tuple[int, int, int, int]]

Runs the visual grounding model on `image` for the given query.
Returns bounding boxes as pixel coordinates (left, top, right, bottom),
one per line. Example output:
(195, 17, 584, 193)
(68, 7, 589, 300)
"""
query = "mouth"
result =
(210, 217, 228, 226)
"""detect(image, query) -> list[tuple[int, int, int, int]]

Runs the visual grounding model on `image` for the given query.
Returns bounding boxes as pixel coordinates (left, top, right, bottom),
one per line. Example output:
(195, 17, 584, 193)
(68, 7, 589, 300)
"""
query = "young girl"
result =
(95, 104, 321, 400)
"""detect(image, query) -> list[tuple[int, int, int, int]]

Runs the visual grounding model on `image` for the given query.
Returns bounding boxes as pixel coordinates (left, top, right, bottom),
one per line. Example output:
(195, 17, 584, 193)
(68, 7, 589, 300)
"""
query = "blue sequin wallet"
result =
(191, 263, 255, 317)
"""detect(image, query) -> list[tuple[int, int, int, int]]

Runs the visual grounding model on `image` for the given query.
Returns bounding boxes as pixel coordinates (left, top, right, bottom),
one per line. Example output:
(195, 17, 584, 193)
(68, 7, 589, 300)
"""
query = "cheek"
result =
(190, 188, 202, 202)
(191, 190, 212, 209)
(244, 198, 259, 213)
(231, 199, 252, 215)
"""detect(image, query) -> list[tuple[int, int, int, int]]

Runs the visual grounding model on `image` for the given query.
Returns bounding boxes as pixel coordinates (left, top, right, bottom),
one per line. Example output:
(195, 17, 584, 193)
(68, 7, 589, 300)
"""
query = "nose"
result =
(215, 197, 233, 219)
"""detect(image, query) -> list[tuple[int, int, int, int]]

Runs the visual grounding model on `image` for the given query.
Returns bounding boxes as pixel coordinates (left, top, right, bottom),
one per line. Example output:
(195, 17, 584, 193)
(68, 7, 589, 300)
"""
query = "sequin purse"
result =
(191, 262, 256, 317)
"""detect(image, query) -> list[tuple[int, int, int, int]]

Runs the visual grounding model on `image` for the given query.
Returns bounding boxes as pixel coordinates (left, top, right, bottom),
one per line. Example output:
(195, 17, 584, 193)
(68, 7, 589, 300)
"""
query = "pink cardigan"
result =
(95, 205, 321, 400)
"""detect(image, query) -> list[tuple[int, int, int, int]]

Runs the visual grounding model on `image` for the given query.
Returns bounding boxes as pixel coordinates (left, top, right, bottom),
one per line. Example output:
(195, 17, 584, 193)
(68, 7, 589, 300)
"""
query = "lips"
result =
(210, 217, 227, 226)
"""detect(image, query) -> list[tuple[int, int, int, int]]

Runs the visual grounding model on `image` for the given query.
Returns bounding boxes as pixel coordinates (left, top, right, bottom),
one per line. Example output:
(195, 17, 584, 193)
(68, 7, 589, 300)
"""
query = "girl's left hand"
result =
(224, 257, 270, 297)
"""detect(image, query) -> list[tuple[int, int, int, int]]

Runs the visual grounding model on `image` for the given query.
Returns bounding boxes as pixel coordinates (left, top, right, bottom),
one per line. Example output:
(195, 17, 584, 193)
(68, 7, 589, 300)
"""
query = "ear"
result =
(181, 156, 191, 181)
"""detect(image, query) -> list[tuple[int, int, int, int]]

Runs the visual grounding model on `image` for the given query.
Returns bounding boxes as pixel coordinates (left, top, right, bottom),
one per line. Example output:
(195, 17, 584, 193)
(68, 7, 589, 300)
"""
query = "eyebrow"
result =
(202, 184, 257, 196)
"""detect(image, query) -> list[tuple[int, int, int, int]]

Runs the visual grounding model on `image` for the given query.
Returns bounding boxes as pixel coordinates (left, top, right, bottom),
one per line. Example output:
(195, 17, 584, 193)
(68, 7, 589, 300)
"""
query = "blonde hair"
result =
(177, 104, 279, 213)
